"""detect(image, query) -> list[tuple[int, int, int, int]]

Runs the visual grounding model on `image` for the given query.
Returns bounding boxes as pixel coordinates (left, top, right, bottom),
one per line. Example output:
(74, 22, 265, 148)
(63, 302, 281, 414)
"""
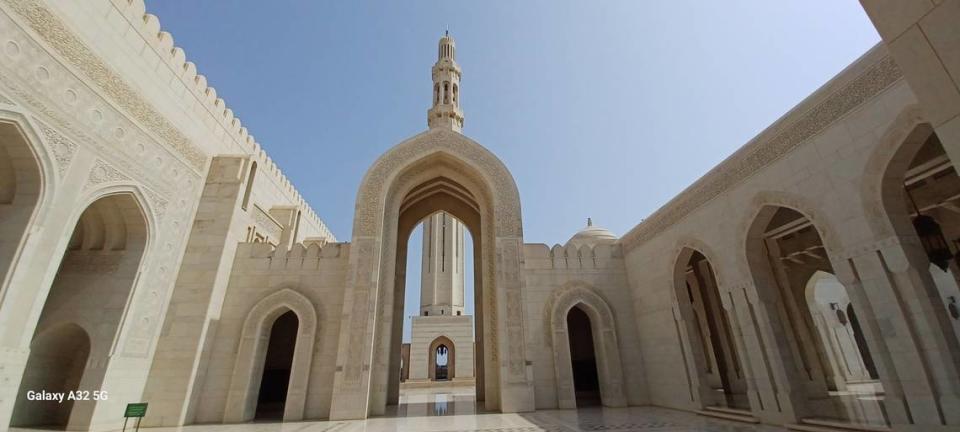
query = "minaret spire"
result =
(427, 31, 464, 132)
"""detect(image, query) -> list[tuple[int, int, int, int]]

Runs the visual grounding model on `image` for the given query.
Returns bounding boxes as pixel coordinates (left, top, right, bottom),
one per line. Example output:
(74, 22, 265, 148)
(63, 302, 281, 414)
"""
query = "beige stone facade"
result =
(1, 1, 960, 431)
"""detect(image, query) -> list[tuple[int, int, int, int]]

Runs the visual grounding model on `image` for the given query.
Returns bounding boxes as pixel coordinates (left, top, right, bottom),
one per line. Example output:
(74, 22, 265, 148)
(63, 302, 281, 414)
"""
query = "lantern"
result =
(913, 214, 953, 271)
(907, 187, 954, 271)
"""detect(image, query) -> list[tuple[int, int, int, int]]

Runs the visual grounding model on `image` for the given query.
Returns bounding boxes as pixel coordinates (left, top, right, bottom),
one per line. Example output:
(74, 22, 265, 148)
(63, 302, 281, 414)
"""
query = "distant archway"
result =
(428, 336, 455, 381)
(332, 128, 531, 419)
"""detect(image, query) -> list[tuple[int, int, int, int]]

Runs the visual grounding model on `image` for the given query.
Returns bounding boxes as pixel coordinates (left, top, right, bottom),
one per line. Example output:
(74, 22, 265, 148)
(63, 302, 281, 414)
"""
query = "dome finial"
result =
(587, 217, 593, 227)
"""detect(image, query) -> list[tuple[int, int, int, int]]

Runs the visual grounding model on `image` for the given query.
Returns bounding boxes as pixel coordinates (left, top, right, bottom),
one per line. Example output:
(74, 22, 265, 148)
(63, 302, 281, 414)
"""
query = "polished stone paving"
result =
(12, 387, 791, 431)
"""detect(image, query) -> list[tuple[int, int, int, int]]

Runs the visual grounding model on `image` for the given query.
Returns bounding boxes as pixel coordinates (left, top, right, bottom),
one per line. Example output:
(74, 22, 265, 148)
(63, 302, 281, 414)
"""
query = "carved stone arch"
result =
(859, 104, 932, 240)
(670, 241, 753, 410)
(738, 190, 843, 280)
(224, 288, 317, 423)
(547, 281, 626, 409)
(71, 184, 159, 254)
(0, 111, 59, 305)
(332, 127, 532, 418)
(12, 184, 155, 350)
(353, 128, 522, 238)
(673, 237, 727, 291)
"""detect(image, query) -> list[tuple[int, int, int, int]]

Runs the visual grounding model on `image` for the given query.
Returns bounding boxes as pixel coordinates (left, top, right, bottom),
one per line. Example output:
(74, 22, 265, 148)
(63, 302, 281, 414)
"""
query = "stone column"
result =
(859, 0, 960, 173)
(139, 156, 251, 427)
(697, 261, 747, 394)
(269, 205, 300, 251)
(494, 237, 536, 413)
(671, 294, 716, 408)
(730, 277, 811, 423)
(841, 239, 960, 428)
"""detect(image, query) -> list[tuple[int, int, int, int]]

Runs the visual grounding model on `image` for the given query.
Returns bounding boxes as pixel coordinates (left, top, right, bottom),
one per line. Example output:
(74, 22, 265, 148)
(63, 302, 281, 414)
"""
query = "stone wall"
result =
(193, 241, 349, 422)
(522, 242, 649, 409)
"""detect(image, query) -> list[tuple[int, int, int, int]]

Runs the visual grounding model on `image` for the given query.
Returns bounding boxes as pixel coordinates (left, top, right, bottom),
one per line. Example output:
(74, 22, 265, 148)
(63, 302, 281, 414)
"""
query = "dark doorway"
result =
(255, 311, 299, 420)
(11, 324, 90, 428)
(567, 306, 600, 407)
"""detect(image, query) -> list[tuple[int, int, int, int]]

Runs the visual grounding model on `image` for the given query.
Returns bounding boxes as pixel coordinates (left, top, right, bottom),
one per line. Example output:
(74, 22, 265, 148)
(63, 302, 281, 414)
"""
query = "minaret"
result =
(427, 31, 465, 132)
(420, 212, 465, 316)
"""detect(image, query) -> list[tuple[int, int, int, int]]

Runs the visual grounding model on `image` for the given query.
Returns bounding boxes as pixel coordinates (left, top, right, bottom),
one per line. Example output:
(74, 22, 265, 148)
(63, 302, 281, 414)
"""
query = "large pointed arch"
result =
(224, 288, 317, 423)
(0, 111, 58, 317)
(330, 128, 532, 419)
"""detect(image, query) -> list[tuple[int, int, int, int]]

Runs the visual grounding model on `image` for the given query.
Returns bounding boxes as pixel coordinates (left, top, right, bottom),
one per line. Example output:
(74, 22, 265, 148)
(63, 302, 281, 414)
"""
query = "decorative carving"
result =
(622, 55, 902, 251)
(142, 187, 169, 220)
(0, 28, 200, 196)
(86, 159, 130, 187)
(3, 0, 206, 170)
(354, 128, 522, 238)
(36, 121, 76, 176)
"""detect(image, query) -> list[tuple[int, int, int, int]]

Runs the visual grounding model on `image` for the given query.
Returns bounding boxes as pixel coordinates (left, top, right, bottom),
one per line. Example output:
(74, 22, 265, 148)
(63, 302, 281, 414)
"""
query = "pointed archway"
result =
(548, 282, 626, 409)
(329, 127, 533, 419)
(428, 335, 455, 381)
(11, 192, 149, 430)
(224, 288, 316, 423)
(672, 247, 748, 410)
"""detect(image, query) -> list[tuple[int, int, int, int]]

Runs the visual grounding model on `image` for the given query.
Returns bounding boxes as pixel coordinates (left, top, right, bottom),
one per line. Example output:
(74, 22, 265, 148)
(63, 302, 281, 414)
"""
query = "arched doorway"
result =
(0, 120, 43, 298)
(566, 306, 600, 407)
(332, 128, 532, 419)
(881, 127, 960, 348)
(254, 310, 299, 420)
(223, 289, 316, 423)
(868, 122, 960, 429)
(548, 282, 626, 409)
(745, 205, 885, 425)
(10, 324, 89, 428)
(10, 192, 148, 430)
(428, 336, 456, 381)
(673, 248, 748, 410)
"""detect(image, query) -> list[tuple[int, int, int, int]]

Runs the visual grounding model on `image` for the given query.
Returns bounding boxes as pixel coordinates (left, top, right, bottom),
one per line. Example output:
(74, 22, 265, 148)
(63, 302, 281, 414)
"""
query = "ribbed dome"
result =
(566, 218, 617, 248)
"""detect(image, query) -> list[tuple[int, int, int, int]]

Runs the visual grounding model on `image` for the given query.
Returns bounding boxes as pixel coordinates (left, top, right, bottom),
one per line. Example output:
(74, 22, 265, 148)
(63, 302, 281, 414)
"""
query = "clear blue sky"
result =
(145, 1, 880, 341)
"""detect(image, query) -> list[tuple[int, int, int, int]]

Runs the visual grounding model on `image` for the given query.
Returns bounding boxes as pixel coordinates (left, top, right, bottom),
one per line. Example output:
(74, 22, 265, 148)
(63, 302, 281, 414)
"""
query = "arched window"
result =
(453, 84, 458, 105)
(443, 82, 450, 104)
(434, 83, 440, 105)
(241, 161, 257, 211)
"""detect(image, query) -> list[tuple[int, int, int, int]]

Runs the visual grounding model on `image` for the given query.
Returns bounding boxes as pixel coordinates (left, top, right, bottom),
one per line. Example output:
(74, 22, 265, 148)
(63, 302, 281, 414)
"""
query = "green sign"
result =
(124, 403, 148, 418)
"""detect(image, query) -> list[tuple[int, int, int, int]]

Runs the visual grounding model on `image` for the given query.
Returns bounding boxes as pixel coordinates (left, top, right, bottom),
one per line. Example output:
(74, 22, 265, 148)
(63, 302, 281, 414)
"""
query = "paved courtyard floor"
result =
(13, 386, 790, 431)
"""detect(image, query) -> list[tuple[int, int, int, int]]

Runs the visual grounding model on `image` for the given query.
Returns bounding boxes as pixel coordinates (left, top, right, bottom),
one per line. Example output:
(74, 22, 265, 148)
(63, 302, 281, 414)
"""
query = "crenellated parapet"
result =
(523, 243, 624, 270)
(235, 240, 350, 270)
(48, 0, 334, 239)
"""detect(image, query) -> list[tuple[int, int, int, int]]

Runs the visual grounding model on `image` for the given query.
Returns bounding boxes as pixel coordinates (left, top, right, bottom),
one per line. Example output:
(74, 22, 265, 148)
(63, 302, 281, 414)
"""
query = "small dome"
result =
(566, 218, 617, 248)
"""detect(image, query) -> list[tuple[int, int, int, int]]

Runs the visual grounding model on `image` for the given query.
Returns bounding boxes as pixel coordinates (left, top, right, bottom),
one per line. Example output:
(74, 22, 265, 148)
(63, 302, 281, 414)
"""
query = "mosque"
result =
(0, 1, 959, 431)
